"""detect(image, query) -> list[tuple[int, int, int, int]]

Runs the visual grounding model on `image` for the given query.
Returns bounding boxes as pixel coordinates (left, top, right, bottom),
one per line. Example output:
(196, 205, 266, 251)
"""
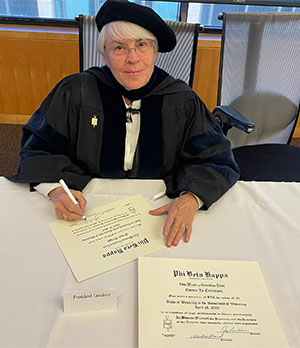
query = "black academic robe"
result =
(8, 66, 240, 209)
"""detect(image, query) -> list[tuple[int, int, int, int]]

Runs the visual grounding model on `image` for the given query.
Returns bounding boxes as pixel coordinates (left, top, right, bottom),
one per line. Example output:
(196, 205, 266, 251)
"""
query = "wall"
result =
(0, 25, 79, 124)
(193, 34, 220, 112)
(0, 25, 299, 137)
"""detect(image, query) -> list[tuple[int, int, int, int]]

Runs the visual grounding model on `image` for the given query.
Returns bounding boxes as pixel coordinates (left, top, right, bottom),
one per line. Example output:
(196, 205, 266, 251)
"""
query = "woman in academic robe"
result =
(9, 0, 240, 247)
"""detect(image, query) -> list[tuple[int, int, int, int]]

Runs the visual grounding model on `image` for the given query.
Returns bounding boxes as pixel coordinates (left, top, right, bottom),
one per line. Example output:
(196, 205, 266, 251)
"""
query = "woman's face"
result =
(103, 37, 157, 90)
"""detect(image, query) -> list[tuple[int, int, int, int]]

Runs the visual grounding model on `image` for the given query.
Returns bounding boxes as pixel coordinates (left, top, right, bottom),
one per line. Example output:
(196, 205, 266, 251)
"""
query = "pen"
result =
(59, 179, 87, 222)
(152, 190, 166, 201)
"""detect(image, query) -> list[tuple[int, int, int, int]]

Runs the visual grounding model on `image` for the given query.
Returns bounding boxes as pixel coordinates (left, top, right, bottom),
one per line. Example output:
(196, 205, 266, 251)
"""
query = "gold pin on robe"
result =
(91, 115, 98, 128)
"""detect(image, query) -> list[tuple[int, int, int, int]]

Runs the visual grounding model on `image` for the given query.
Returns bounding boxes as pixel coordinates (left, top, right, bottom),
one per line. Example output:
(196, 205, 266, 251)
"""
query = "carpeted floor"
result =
(0, 124, 23, 176)
(0, 123, 300, 176)
(291, 137, 300, 147)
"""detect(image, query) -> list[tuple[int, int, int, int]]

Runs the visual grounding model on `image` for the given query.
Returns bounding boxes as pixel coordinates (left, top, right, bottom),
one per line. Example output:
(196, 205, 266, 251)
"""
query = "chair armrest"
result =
(213, 105, 255, 133)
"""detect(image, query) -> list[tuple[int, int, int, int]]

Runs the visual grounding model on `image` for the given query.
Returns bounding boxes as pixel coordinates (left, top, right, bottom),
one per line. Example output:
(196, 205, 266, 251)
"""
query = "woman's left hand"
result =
(149, 193, 199, 247)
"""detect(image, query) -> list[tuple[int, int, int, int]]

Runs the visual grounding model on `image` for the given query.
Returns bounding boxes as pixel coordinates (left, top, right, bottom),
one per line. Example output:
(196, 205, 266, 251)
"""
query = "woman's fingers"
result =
(149, 202, 172, 215)
(166, 216, 193, 247)
(55, 200, 83, 221)
(72, 190, 87, 211)
(49, 186, 87, 221)
(150, 193, 198, 247)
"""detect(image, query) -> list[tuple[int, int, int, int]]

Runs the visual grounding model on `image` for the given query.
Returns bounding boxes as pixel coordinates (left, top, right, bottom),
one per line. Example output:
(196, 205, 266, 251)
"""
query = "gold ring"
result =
(182, 223, 188, 229)
(62, 214, 68, 221)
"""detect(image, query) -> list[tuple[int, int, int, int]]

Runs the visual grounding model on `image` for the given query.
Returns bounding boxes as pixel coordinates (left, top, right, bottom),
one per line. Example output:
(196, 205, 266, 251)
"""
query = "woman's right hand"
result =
(48, 186, 87, 221)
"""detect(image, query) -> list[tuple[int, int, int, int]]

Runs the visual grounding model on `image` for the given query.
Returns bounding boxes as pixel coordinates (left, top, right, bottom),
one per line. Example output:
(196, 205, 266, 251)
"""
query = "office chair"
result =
(214, 12, 300, 181)
(75, 14, 200, 87)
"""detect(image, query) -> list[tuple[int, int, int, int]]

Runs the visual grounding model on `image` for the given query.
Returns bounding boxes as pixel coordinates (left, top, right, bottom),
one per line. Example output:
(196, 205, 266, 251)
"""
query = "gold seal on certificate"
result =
(138, 257, 289, 348)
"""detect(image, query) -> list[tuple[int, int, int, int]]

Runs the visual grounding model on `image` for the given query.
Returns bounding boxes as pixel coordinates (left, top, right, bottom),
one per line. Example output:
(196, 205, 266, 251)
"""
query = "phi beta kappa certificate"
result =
(49, 194, 165, 282)
(138, 257, 289, 348)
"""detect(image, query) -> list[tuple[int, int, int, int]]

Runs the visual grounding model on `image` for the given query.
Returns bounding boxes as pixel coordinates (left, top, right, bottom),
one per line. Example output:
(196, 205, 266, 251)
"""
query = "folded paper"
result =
(63, 289, 116, 313)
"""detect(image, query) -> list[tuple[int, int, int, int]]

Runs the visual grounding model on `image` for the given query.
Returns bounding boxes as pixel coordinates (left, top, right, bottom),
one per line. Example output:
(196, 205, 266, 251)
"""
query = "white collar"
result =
(122, 96, 141, 110)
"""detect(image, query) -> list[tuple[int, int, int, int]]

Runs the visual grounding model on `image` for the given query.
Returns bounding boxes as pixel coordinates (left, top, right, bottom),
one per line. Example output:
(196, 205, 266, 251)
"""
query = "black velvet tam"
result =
(95, 0, 176, 52)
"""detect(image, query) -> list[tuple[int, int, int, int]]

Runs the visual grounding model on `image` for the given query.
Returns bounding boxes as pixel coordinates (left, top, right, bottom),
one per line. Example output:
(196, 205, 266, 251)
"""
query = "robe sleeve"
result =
(164, 92, 240, 209)
(7, 74, 93, 191)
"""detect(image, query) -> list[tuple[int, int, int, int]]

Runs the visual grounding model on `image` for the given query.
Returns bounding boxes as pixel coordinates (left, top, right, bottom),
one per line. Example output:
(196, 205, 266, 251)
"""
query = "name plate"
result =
(63, 289, 116, 313)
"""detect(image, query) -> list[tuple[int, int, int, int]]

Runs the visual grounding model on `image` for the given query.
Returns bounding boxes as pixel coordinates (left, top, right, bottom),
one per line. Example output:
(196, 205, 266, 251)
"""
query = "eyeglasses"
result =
(105, 39, 154, 57)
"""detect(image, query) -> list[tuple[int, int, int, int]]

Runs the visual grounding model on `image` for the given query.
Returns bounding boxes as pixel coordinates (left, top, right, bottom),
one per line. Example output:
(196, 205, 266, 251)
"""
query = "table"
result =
(0, 177, 299, 347)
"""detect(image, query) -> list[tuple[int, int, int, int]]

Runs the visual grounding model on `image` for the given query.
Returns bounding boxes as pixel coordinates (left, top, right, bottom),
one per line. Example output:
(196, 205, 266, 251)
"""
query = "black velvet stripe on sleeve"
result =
(183, 125, 239, 186)
(21, 111, 71, 158)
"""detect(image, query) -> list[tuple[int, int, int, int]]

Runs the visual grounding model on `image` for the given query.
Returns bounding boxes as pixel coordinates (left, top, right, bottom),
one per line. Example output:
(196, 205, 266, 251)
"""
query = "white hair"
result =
(97, 21, 158, 55)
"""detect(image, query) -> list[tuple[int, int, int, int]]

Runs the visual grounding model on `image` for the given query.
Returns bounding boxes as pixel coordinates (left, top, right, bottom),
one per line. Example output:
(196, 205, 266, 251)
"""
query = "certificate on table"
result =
(138, 257, 289, 348)
(49, 194, 165, 282)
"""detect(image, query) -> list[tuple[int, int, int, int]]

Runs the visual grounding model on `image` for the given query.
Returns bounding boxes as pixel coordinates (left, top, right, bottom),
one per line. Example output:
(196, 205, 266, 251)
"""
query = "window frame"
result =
(175, 0, 300, 4)
(0, 16, 76, 28)
(0, 0, 299, 30)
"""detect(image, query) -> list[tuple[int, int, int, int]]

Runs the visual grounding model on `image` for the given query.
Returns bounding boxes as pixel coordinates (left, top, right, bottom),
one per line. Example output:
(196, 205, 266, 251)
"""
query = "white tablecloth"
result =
(0, 177, 299, 347)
